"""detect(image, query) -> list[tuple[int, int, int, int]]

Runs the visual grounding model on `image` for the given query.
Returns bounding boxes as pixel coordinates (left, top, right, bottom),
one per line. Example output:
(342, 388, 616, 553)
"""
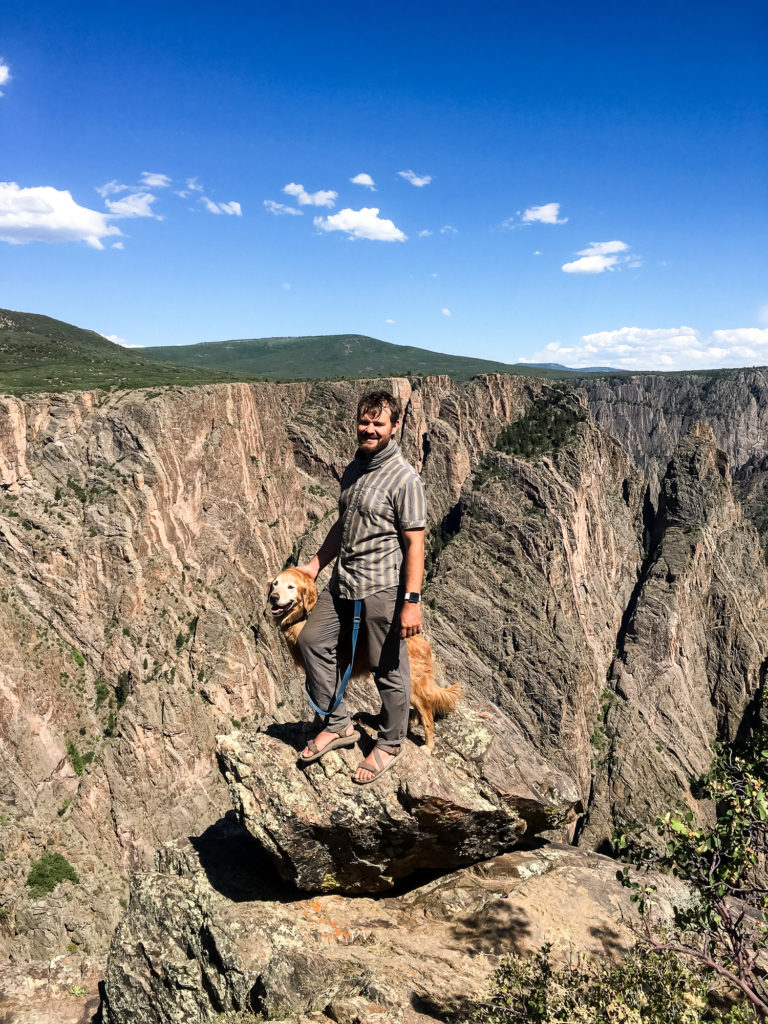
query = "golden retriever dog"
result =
(267, 568, 461, 749)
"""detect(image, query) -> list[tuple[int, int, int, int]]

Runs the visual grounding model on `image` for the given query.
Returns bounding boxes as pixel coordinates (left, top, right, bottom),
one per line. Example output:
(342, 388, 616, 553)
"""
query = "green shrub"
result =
(66, 740, 94, 776)
(67, 477, 87, 503)
(71, 647, 85, 668)
(115, 671, 130, 708)
(26, 852, 79, 897)
(616, 726, 768, 1018)
(464, 944, 755, 1023)
(94, 679, 110, 707)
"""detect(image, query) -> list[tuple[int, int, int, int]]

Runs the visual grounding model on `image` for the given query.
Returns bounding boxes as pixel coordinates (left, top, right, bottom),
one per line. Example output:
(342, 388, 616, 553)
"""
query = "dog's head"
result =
(267, 569, 318, 627)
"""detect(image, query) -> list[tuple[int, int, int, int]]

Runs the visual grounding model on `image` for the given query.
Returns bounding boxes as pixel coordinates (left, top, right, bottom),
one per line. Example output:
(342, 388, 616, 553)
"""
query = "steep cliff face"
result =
(577, 368, 768, 477)
(583, 424, 768, 847)
(1, 374, 765, 991)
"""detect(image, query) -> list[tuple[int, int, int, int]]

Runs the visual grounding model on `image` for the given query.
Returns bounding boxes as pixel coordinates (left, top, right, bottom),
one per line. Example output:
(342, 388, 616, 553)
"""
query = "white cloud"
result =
(112, 241, 125, 249)
(562, 240, 630, 274)
(562, 254, 617, 274)
(0, 61, 11, 96)
(398, 169, 432, 187)
(313, 207, 406, 242)
(350, 173, 375, 190)
(282, 282, 291, 290)
(522, 325, 768, 372)
(534, 250, 542, 256)
(96, 180, 132, 198)
(103, 333, 127, 345)
(283, 182, 337, 208)
(418, 229, 432, 238)
(175, 177, 204, 198)
(441, 307, 451, 317)
(0, 181, 123, 249)
(580, 240, 629, 256)
(503, 202, 567, 230)
(141, 171, 170, 188)
(105, 191, 160, 219)
(440, 224, 458, 234)
(385, 318, 395, 323)
(200, 196, 242, 216)
(522, 202, 567, 225)
(264, 199, 303, 216)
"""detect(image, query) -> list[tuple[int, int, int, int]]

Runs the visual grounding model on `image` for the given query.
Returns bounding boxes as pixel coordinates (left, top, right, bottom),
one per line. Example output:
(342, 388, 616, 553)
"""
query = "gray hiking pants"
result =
(296, 585, 411, 748)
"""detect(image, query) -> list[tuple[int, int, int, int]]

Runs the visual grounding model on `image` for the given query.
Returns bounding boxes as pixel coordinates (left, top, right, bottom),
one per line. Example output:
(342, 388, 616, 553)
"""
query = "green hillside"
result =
(0, 309, 245, 395)
(144, 333, 563, 382)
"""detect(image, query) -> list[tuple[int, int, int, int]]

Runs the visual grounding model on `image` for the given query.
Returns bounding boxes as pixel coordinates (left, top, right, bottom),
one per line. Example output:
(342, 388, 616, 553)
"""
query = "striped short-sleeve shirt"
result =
(330, 439, 427, 600)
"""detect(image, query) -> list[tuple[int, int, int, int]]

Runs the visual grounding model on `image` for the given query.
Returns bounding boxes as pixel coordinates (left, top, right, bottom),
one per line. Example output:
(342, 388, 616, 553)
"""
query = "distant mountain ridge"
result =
(144, 332, 554, 381)
(0, 309, 242, 394)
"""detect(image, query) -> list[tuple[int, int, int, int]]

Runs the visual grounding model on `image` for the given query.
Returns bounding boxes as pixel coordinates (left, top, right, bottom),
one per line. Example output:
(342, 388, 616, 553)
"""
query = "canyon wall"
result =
(0, 375, 765, 1000)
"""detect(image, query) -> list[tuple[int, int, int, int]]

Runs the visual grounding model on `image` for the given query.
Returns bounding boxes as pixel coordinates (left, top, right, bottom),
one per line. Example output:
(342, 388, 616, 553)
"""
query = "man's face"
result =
(357, 403, 398, 456)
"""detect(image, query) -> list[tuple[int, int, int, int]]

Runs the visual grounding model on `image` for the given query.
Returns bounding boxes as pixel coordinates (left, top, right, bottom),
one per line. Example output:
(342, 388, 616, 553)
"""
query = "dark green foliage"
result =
(66, 740, 94, 776)
(94, 679, 110, 707)
(464, 943, 755, 1023)
(473, 457, 507, 489)
(26, 852, 79, 897)
(115, 671, 130, 708)
(67, 477, 87, 503)
(495, 395, 587, 461)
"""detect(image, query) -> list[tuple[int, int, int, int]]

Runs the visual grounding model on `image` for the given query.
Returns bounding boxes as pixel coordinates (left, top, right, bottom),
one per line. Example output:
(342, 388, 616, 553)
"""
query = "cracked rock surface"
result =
(217, 704, 580, 893)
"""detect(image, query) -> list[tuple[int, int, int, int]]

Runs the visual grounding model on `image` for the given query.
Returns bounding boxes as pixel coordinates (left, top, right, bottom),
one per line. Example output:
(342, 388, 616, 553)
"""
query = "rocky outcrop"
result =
(102, 817, 681, 1024)
(217, 705, 580, 893)
(584, 424, 768, 847)
(0, 397, 30, 491)
(0, 954, 101, 1024)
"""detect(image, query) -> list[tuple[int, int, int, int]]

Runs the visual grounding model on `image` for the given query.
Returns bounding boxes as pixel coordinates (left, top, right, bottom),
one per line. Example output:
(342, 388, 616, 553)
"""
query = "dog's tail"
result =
(430, 681, 463, 717)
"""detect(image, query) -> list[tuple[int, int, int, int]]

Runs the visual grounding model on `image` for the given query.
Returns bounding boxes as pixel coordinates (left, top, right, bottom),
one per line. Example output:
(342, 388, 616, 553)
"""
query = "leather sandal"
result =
(352, 744, 403, 785)
(298, 728, 360, 765)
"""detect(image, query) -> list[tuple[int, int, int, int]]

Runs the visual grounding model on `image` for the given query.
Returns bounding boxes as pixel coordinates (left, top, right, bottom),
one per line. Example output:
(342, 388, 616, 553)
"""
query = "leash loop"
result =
(305, 599, 362, 717)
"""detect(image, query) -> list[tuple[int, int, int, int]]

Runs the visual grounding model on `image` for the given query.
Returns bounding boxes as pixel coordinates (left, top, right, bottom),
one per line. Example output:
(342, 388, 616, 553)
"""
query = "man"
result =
(295, 390, 426, 784)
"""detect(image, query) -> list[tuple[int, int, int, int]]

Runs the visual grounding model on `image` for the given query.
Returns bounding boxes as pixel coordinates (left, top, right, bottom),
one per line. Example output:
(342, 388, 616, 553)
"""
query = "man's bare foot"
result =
(352, 745, 402, 784)
(299, 725, 357, 762)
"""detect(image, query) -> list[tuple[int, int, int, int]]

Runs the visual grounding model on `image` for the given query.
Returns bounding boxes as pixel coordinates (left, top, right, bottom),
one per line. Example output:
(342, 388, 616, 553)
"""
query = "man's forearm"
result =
(297, 518, 342, 580)
(402, 528, 425, 594)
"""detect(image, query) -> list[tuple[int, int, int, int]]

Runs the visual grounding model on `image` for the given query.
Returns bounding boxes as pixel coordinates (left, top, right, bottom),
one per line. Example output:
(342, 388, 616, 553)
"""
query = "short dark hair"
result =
(357, 390, 402, 424)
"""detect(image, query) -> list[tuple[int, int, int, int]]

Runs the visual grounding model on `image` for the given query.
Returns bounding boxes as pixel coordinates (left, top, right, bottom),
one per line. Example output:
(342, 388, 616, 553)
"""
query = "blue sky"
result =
(1, 0, 766, 370)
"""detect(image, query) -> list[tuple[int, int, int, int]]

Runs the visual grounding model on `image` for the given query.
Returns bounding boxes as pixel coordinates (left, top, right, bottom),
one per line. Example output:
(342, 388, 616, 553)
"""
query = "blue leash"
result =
(305, 599, 362, 717)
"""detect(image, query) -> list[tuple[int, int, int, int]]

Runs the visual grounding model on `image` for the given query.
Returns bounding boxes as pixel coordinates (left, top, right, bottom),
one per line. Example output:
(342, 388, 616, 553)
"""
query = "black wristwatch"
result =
(404, 592, 421, 604)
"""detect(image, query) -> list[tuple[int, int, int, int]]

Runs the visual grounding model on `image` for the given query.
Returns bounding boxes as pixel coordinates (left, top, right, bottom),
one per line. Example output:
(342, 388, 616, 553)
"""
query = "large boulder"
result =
(102, 818, 683, 1024)
(216, 702, 581, 894)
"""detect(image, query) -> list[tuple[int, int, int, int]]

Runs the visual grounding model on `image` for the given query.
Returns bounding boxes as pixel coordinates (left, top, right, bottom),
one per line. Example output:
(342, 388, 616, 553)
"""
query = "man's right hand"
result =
(294, 557, 319, 580)
(295, 518, 342, 582)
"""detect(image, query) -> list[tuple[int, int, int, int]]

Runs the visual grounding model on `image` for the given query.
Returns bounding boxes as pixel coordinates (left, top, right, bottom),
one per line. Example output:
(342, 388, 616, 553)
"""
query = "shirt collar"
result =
(355, 438, 400, 472)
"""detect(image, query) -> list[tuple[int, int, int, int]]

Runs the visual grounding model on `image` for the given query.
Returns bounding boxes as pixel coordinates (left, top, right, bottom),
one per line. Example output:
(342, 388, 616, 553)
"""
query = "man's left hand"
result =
(400, 601, 422, 638)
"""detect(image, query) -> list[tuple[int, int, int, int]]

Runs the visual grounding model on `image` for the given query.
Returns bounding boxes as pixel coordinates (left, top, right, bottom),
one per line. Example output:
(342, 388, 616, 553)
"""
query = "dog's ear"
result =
(296, 572, 318, 614)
